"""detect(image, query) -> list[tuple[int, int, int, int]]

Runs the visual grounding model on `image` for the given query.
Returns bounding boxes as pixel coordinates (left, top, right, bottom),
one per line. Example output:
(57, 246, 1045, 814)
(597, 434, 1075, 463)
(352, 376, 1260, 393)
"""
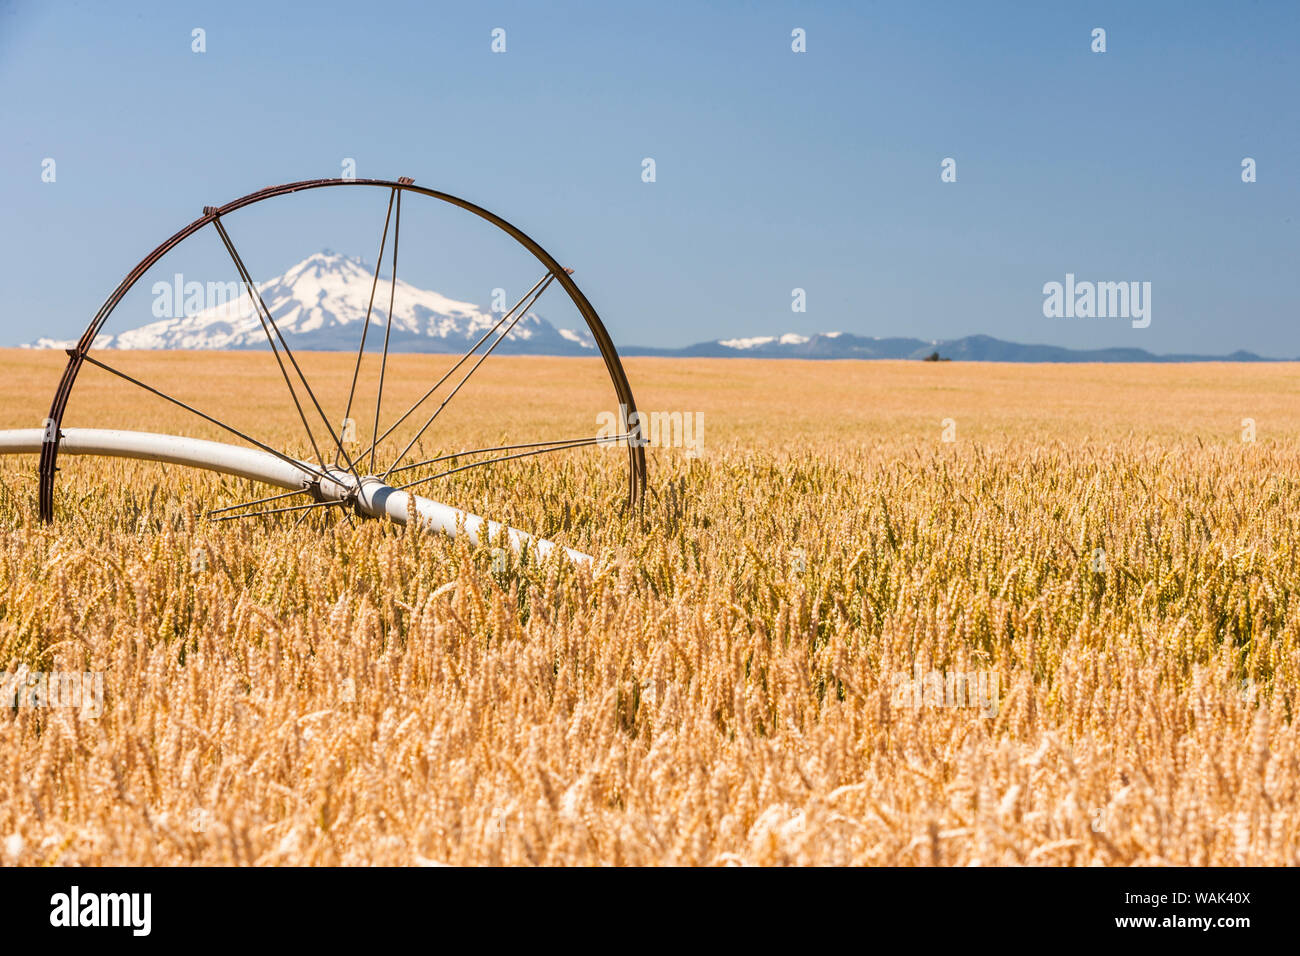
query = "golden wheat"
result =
(0, 350, 1296, 865)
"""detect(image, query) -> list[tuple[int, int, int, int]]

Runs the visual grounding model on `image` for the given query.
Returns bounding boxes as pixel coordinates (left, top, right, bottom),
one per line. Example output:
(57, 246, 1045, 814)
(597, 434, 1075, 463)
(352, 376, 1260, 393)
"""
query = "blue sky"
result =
(1, 0, 1297, 354)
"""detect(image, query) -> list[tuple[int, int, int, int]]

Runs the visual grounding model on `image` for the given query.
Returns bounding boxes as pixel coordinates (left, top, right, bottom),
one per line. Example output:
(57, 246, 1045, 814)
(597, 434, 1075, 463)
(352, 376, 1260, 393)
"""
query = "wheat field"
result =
(0, 349, 1297, 865)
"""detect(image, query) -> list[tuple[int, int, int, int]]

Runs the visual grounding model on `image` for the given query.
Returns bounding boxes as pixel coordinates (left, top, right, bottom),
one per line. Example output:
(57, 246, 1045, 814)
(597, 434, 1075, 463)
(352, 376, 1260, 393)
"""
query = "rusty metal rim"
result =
(37, 177, 647, 521)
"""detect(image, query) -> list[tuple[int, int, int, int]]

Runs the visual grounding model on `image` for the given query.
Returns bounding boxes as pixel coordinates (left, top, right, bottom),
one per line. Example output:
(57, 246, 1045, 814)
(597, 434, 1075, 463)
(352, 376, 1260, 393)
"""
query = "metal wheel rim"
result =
(36, 177, 648, 523)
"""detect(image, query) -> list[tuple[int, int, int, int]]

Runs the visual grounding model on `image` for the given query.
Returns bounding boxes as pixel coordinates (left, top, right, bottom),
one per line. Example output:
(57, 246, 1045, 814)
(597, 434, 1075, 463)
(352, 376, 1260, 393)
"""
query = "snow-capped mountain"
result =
(25, 251, 597, 354)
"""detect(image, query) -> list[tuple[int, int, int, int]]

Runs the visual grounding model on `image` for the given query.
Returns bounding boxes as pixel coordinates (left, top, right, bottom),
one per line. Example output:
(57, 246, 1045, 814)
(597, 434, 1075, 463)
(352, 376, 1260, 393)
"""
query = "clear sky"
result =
(1, 0, 1297, 354)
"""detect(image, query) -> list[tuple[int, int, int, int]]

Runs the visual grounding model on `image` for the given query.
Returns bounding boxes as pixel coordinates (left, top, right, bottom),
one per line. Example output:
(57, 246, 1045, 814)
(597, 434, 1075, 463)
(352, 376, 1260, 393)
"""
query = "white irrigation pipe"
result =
(0, 428, 591, 564)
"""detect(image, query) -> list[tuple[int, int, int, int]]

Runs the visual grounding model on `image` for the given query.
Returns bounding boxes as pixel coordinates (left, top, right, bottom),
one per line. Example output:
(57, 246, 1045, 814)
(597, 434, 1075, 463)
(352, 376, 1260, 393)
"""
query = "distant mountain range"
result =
(621, 332, 1285, 363)
(20, 252, 1286, 362)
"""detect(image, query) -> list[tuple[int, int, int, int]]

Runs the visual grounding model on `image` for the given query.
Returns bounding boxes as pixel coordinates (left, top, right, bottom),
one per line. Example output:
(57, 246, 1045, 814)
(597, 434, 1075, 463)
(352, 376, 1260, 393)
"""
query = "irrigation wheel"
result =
(17, 177, 647, 561)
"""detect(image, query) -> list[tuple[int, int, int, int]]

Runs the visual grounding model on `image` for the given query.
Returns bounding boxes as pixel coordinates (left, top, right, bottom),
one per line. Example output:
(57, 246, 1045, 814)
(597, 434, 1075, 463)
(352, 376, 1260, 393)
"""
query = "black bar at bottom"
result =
(0, 865, 1285, 943)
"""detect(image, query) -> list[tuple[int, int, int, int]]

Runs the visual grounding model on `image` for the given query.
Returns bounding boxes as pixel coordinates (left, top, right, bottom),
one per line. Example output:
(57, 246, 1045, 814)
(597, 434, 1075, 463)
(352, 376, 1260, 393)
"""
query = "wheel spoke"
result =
(212, 217, 365, 483)
(357, 271, 554, 466)
(80, 354, 332, 485)
(386, 433, 635, 476)
(336, 187, 397, 466)
(379, 273, 557, 479)
(369, 188, 403, 472)
(207, 486, 312, 516)
(210, 498, 341, 522)
(212, 218, 327, 470)
(393, 433, 630, 492)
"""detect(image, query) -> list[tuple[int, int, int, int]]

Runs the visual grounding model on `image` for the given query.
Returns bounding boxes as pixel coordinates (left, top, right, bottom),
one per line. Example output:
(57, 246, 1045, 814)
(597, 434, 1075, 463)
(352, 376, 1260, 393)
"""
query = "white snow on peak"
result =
(718, 335, 775, 350)
(718, 332, 812, 350)
(557, 327, 595, 348)
(21, 337, 78, 350)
